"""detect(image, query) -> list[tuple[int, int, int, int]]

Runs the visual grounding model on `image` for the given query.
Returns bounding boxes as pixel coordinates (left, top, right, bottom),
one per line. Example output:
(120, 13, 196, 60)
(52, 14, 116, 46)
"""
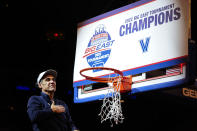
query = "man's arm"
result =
(27, 96, 54, 123)
(51, 100, 65, 113)
(64, 104, 79, 131)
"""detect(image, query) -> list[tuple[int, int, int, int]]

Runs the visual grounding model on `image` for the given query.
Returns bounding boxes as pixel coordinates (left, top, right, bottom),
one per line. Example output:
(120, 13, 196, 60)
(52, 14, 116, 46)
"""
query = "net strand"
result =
(98, 73, 124, 127)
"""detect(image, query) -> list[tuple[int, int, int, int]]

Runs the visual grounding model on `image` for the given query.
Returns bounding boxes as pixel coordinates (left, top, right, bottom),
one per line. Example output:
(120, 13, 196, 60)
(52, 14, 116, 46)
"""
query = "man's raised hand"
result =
(51, 100, 65, 113)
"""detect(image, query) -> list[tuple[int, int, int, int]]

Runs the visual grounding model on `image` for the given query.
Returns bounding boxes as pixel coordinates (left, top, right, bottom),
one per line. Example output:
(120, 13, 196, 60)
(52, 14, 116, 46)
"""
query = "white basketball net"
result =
(98, 74, 124, 127)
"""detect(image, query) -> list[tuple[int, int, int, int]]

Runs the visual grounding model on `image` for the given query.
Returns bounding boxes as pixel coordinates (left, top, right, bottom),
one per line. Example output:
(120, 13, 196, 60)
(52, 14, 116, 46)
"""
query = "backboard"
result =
(73, 0, 189, 103)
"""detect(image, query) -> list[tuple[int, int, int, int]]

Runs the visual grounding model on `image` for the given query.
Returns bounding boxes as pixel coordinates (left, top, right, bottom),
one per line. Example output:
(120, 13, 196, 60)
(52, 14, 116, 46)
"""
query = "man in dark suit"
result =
(27, 69, 79, 131)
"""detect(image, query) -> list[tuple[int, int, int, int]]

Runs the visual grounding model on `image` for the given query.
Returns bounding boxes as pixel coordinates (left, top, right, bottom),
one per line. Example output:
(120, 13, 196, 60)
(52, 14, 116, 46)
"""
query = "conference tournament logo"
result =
(83, 24, 115, 72)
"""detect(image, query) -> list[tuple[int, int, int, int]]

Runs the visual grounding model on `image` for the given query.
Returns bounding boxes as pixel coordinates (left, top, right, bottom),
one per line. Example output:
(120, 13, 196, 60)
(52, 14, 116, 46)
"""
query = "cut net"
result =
(80, 67, 126, 127)
(98, 73, 124, 127)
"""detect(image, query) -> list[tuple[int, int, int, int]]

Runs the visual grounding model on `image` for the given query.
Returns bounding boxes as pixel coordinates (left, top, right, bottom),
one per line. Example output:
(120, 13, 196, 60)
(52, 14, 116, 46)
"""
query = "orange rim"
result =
(80, 67, 123, 83)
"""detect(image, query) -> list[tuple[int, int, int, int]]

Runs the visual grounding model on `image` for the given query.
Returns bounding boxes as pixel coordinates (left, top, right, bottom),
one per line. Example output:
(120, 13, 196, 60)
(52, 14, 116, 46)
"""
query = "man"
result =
(27, 69, 79, 131)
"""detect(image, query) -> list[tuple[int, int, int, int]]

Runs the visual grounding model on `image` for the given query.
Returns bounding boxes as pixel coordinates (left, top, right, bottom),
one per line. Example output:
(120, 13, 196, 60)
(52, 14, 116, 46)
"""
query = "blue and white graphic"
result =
(139, 37, 150, 53)
(83, 24, 115, 71)
(73, 0, 189, 103)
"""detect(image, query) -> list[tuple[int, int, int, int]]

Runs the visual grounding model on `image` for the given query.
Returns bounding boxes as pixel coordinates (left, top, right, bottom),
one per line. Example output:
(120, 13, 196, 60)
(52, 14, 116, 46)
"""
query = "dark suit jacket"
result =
(27, 92, 78, 131)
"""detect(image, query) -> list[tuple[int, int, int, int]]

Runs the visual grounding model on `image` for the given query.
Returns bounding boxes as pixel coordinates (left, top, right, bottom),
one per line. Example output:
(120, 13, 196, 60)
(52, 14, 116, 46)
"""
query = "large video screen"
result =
(73, 0, 189, 103)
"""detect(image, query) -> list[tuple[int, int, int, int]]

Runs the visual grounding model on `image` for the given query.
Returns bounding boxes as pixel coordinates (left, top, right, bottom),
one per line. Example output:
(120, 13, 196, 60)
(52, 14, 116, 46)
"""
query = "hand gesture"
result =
(51, 100, 65, 113)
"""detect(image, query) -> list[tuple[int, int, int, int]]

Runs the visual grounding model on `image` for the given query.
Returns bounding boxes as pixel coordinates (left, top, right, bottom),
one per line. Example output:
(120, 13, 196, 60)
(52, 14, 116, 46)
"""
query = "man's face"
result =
(39, 75, 56, 93)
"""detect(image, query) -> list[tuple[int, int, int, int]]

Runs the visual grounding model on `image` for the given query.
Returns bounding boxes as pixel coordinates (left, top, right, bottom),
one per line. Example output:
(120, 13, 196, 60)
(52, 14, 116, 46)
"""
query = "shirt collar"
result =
(41, 92, 51, 103)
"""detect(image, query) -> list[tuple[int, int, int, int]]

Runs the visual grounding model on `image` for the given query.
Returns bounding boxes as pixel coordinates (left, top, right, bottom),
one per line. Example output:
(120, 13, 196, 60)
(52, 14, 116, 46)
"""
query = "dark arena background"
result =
(2, 0, 197, 131)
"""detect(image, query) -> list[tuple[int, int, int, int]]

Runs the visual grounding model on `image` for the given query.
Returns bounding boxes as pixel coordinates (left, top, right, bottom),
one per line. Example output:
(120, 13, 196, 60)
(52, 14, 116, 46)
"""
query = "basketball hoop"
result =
(80, 67, 132, 127)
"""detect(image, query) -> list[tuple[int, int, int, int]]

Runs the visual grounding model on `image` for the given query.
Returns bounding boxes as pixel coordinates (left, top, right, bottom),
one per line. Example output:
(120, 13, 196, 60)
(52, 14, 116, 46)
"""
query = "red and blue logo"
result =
(83, 25, 115, 72)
